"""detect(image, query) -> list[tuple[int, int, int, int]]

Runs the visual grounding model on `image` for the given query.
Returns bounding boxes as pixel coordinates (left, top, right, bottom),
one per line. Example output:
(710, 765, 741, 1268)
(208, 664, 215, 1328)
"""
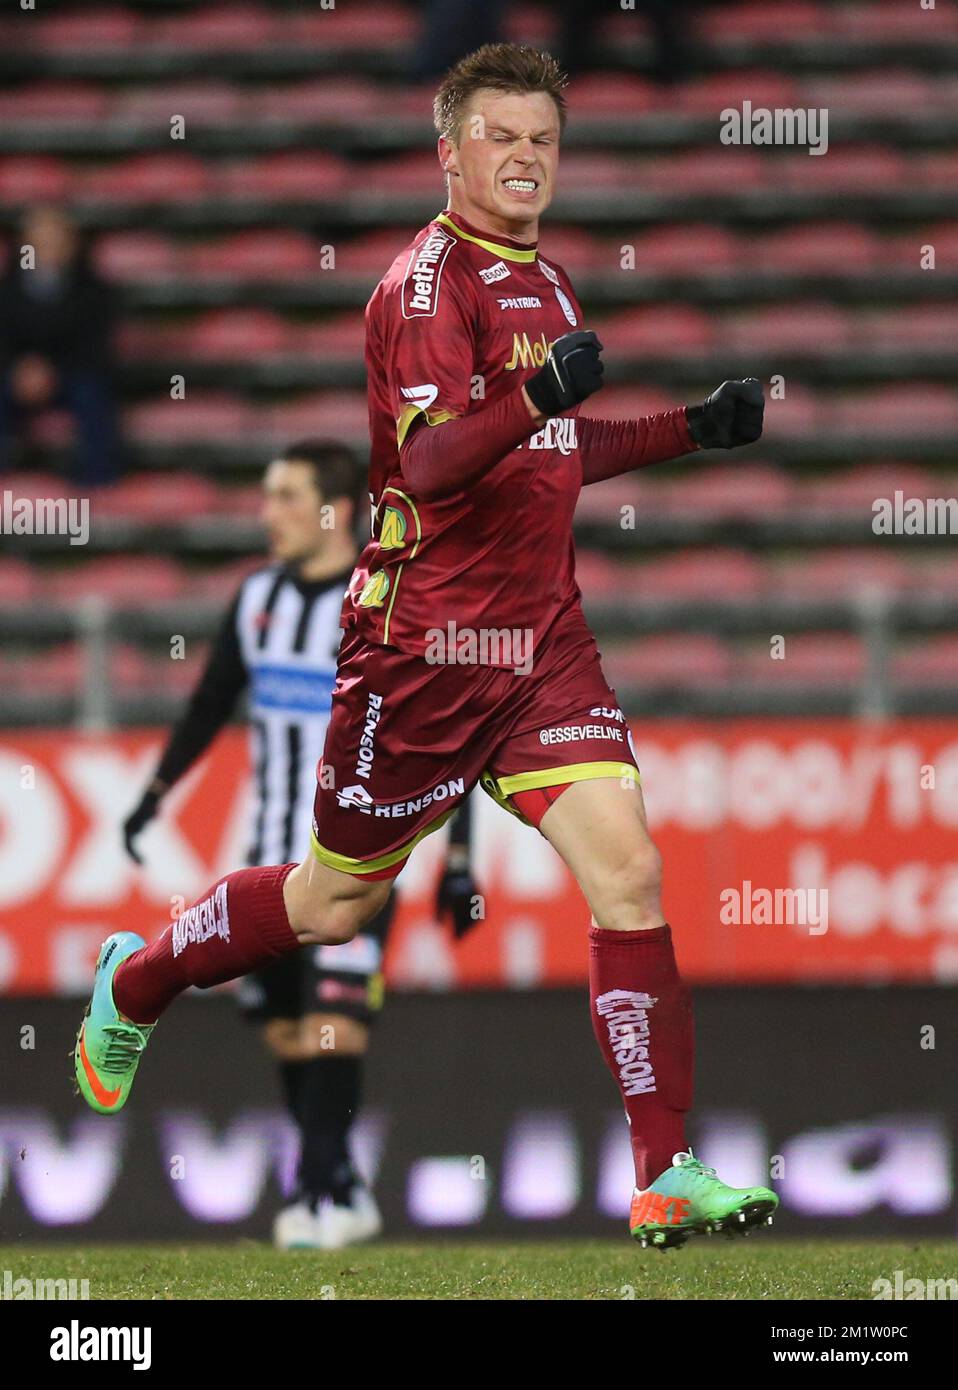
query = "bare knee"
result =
(284, 858, 391, 945)
(593, 837, 663, 931)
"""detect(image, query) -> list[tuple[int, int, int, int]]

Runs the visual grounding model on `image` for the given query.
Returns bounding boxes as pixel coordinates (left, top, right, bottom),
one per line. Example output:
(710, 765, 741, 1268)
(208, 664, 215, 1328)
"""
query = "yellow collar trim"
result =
(437, 212, 538, 263)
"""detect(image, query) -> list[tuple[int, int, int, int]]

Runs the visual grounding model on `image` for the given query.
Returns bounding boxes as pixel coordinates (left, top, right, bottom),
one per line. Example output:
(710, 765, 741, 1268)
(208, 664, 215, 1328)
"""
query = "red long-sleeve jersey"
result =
(343, 209, 695, 667)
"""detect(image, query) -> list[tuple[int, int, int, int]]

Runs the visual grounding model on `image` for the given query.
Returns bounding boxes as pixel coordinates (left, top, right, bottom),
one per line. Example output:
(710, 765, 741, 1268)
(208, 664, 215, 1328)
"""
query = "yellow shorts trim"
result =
(480, 761, 640, 822)
(310, 807, 455, 876)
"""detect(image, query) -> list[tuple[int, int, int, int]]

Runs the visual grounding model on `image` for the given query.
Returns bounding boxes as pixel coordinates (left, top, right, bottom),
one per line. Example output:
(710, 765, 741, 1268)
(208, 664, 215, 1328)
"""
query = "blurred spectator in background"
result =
(0, 205, 122, 487)
(411, 0, 695, 81)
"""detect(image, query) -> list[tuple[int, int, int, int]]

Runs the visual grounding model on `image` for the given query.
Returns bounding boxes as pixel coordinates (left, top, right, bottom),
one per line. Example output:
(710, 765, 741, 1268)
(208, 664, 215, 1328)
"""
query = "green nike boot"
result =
(630, 1150, 779, 1251)
(74, 932, 154, 1114)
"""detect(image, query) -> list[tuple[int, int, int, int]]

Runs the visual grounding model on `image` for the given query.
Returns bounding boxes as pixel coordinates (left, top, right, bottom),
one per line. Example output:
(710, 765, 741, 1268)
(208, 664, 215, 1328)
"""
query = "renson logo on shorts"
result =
(595, 989, 658, 1096)
(337, 778, 466, 817)
(356, 693, 383, 781)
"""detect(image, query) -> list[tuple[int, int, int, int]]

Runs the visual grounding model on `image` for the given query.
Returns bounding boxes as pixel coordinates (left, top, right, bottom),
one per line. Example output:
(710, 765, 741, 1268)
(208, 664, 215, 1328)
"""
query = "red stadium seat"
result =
(186, 230, 324, 279)
(335, 229, 422, 274)
(738, 634, 867, 684)
(94, 231, 180, 280)
(724, 303, 852, 355)
(218, 153, 348, 200)
(626, 224, 741, 275)
(867, 305, 958, 349)
(125, 393, 253, 443)
(298, 313, 367, 358)
(835, 2, 958, 39)
(828, 387, 958, 437)
(283, 5, 416, 47)
(266, 393, 369, 441)
(112, 83, 245, 126)
(802, 73, 936, 116)
(0, 558, 41, 604)
(249, 79, 385, 123)
(802, 463, 935, 514)
(0, 83, 107, 122)
(673, 71, 802, 115)
(9, 645, 84, 695)
(33, 8, 141, 50)
(0, 156, 71, 202)
(574, 551, 631, 599)
(884, 224, 958, 271)
(565, 73, 658, 116)
(603, 637, 733, 687)
(44, 557, 186, 606)
(755, 222, 881, 275)
(697, 3, 826, 42)
(536, 227, 606, 275)
(579, 387, 682, 421)
(654, 463, 795, 518)
(574, 476, 654, 524)
(190, 309, 292, 359)
(772, 550, 910, 598)
(592, 305, 714, 356)
(151, 5, 277, 51)
(92, 473, 222, 523)
(894, 638, 958, 684)
(633, 549, 765, 600)
(81, 154, 211, 203)
(778, 147, 906, 194)
(640, 150, 766, 195)
(190, 557, 264, 603)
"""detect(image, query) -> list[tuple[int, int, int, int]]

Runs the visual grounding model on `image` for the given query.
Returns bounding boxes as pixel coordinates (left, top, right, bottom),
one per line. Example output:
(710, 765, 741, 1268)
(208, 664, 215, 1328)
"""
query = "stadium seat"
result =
(755, 222, 882, 275)
(44, 557, 186, 606)
(298, 314, 367, 358)
(190, 309, 292, 359)
(33, 8, 141, 50)
(771, 550, 910, 598)
(565, 73, 658, 115)
(125, 393, 253, 442)
(592, 306, 714, 356)
(632, 549, 765, 599)
(218, 153, 349, 200)
(603, 636, 734, 687)
(91, 473, 222, 523)
(725, 303, 852, 356)
(626, 224, 741, 275)
(0, 82, 108, 122)
(94, 231, 180, 280)
(738, 634, 867, 684)
(249, 79, 386, 123)
(186, 230, 325, 279)
(0, 155, 71, 202)
(112, 83, 245, 126)
(653, 463, 795, 518)
(81, 154, 212, 203)
(893, 637, 958, 683)
(802, 463, 935, 514)
(0, 558, 41, 604)
(151, 5, 277, 51)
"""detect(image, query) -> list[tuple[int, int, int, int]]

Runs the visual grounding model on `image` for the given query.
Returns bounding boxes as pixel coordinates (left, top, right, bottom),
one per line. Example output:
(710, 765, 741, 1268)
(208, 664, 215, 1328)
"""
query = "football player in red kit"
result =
(77, 43, 777, 1248)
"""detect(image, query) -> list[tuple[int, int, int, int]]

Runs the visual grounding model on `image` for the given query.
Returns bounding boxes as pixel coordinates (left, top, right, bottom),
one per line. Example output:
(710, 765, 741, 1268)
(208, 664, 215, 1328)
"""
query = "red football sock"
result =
(589, 923, 694, 1189)
(113, 863, 299, 1025)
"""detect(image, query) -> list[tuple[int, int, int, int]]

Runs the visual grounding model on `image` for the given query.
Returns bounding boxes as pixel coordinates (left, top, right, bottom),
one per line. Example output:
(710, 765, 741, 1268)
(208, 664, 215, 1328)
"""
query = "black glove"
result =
(123, 789, 162, 865)
(686, 377, 764, 449)
(436, 865, 482, 939)
(525, 329, 604, 416)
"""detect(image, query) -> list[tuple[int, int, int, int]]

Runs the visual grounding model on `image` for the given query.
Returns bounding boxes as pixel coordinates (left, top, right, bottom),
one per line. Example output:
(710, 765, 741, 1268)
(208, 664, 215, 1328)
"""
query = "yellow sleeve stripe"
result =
(396, 404, 458, 449)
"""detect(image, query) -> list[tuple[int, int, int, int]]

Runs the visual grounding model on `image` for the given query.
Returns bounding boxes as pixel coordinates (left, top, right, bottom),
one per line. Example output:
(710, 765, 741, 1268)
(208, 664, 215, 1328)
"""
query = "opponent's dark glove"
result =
(436, 865, 483, 939)
(686, 377, 764, 449)
(123, 789, 162, 865)
(525, 329, 604, 416)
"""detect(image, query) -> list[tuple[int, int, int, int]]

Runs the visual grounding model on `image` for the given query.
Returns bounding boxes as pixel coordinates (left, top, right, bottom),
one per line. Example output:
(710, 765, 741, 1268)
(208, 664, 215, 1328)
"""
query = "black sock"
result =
(294, 1055, 363, 1208)
(279, 1059, 307, 1126)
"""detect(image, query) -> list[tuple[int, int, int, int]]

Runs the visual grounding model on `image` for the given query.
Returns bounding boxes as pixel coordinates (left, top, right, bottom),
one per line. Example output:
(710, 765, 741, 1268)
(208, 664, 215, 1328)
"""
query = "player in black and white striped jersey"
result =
(123, 440, 479, 1249)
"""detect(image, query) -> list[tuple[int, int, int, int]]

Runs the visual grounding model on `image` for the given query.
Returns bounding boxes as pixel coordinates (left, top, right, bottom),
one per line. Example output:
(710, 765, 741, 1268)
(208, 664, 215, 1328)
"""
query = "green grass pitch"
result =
(3, 1241, 957, 1300)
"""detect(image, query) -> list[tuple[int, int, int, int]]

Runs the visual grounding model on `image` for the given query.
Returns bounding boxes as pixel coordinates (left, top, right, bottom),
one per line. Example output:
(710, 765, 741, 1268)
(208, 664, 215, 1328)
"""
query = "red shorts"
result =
(311, 610, 640, 877)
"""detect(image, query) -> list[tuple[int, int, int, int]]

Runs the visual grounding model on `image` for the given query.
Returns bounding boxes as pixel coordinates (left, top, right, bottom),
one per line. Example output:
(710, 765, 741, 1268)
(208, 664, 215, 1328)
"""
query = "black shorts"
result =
(236, 892, 396, 1027)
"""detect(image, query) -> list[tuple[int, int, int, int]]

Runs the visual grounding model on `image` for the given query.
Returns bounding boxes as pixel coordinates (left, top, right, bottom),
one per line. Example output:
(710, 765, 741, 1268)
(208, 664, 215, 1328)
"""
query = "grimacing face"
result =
(439, 88, 561, 240)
